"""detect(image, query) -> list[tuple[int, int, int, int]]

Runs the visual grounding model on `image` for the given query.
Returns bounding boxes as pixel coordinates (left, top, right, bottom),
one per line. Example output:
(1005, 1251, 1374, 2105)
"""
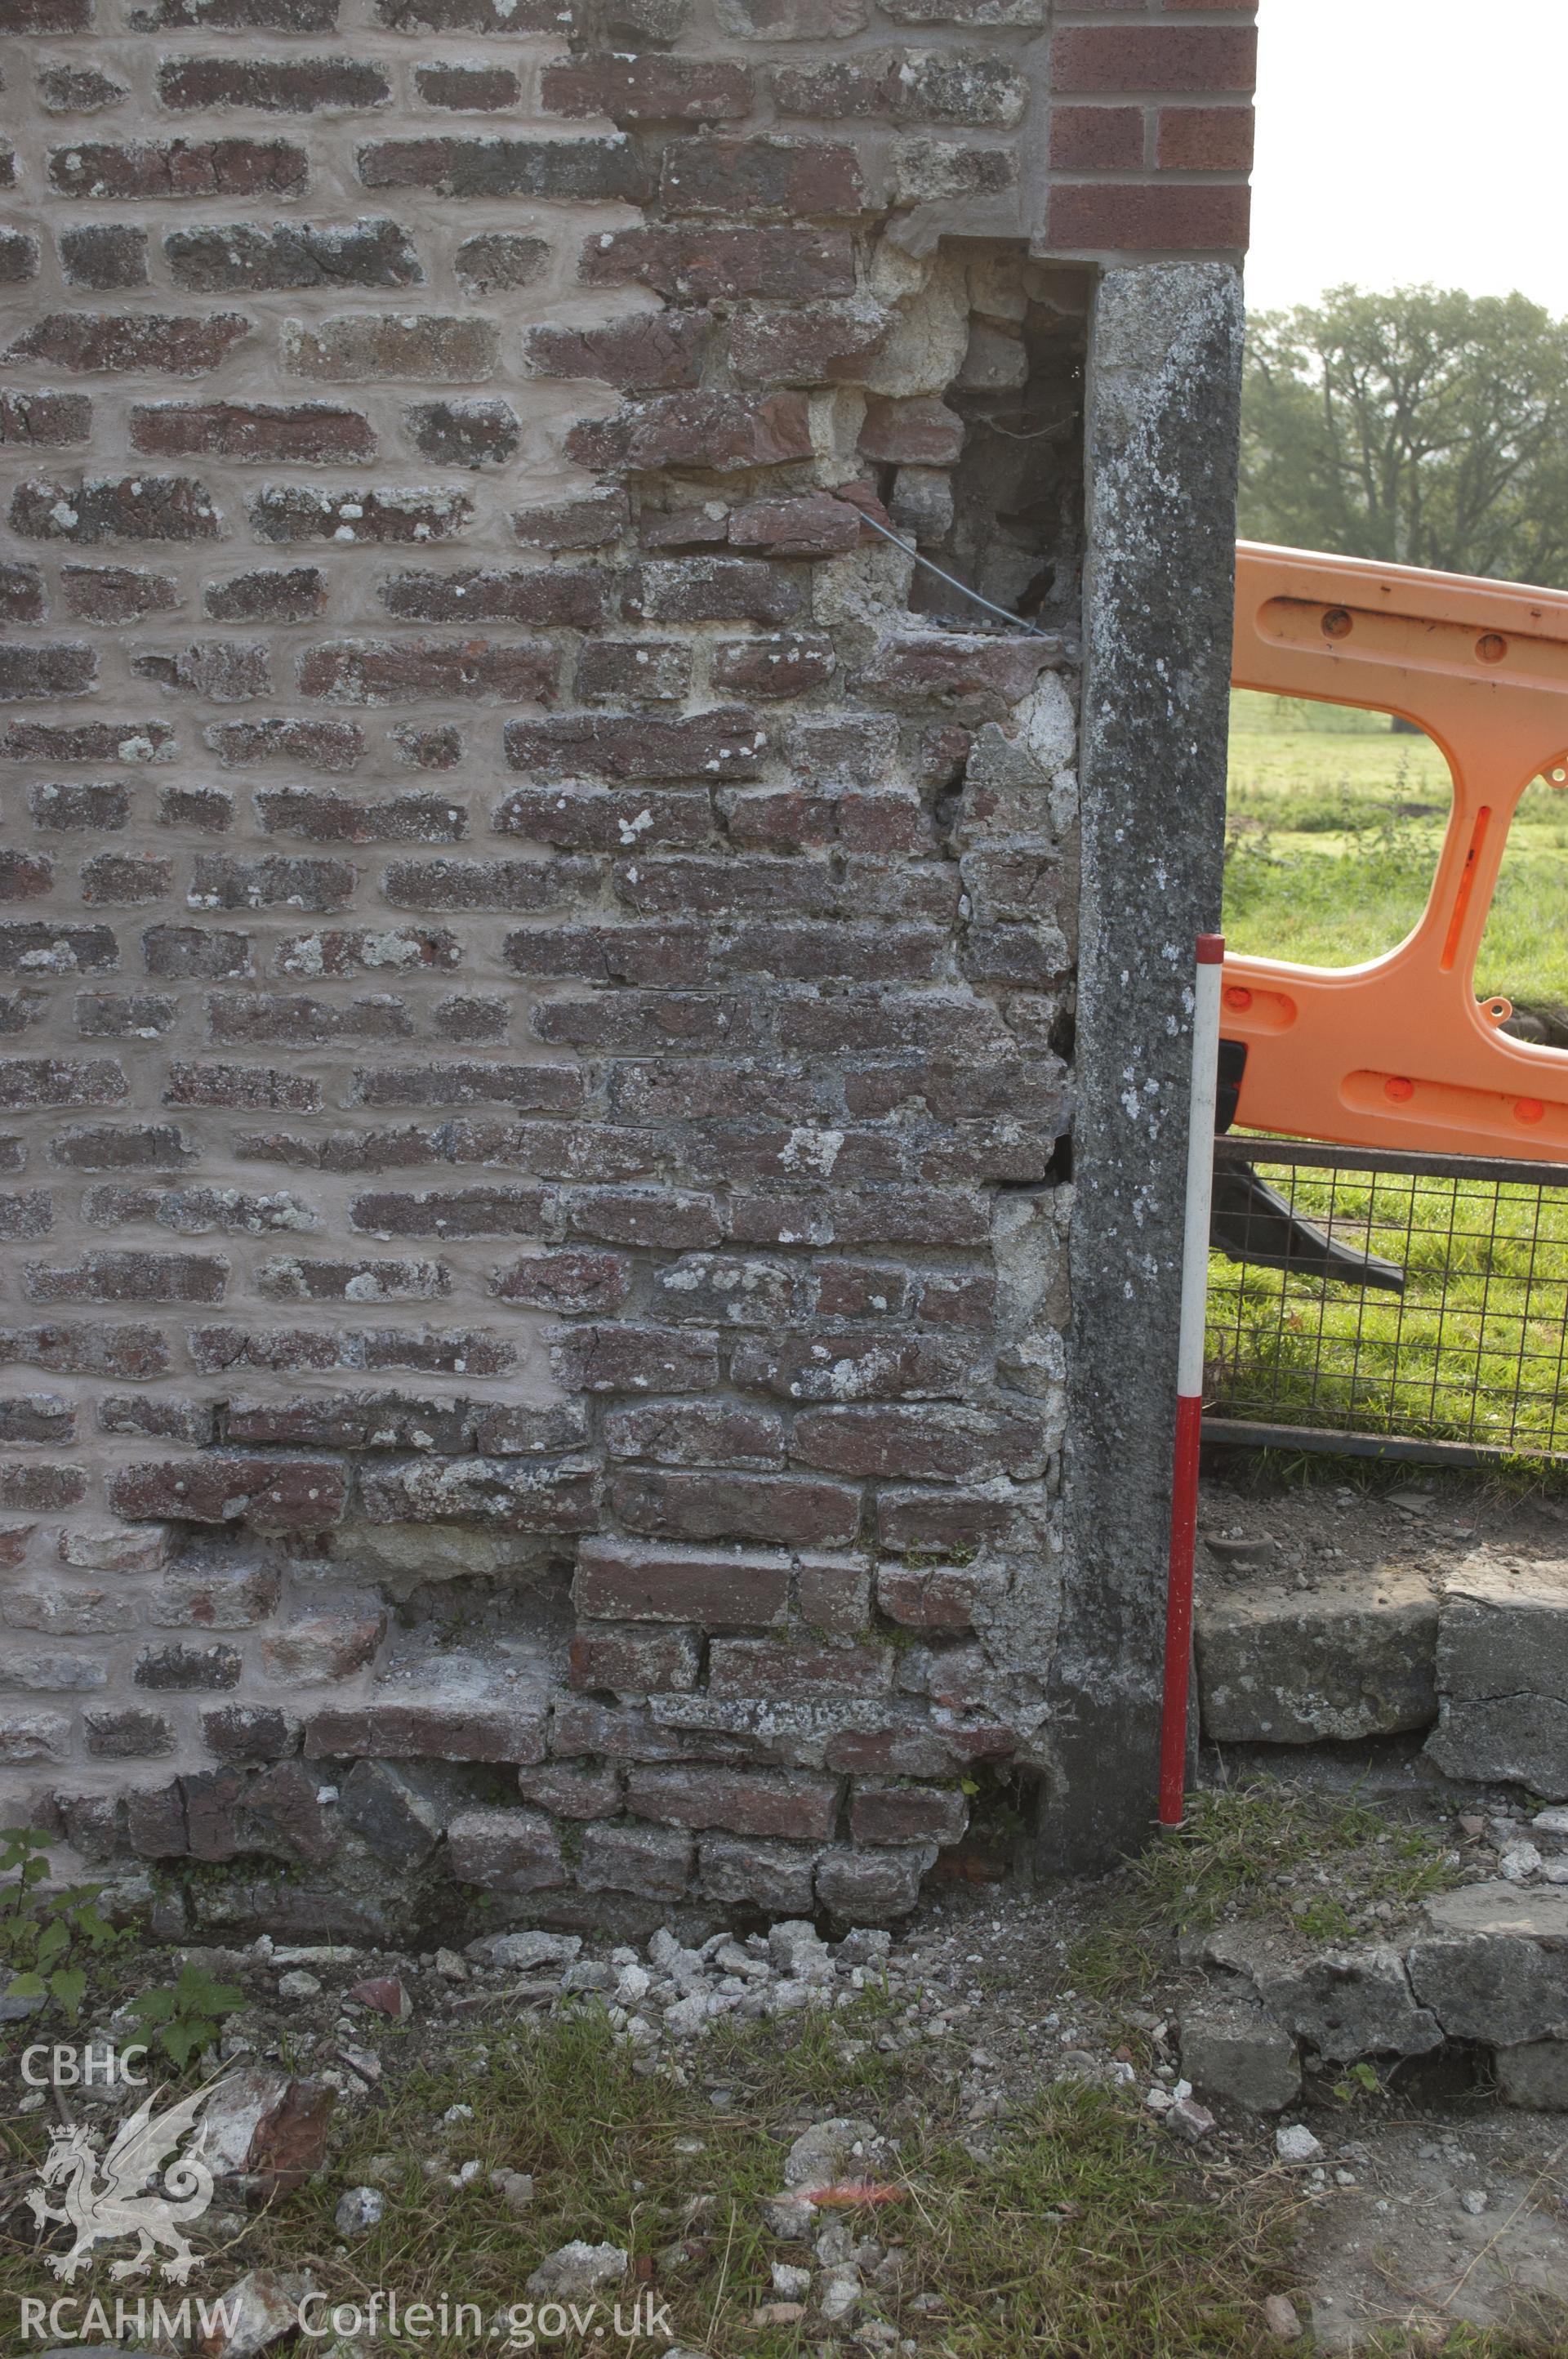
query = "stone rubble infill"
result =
(455, 1916, 899, 2045)
(1179, 1877, 1568, 2115)
(163, 1915, 908, 2121)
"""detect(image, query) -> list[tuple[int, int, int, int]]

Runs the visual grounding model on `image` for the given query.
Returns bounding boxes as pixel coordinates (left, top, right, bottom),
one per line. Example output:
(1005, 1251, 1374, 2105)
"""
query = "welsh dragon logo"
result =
(26, 2080, 220, 2283)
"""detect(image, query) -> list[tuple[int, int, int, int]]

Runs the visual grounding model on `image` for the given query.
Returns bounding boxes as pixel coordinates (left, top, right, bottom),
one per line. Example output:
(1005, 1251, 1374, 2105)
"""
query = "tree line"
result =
(1239, 284, 1568, 586)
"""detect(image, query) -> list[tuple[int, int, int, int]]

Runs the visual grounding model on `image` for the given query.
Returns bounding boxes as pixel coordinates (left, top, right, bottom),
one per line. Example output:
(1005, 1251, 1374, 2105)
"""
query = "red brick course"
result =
(0, 0, 1253, 1925)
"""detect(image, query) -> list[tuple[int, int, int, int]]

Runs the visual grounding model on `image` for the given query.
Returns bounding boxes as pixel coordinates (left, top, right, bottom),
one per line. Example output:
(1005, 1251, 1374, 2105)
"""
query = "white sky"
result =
(1247, 0, 1568, 317)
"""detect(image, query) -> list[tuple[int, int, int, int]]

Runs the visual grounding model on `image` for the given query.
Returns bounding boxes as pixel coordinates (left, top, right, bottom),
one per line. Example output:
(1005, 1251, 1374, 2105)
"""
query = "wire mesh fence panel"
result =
(1204, 1137, 1568, 1463)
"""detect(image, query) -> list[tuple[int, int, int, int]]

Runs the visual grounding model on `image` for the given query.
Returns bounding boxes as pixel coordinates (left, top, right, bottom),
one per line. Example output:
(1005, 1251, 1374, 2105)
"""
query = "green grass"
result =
(0, 1983, 1304, 2359)
(1069, 1780, 1460, 2002)
(1214, 696, 1568, 1454)
(1208, 1162, 1568, 1453)
(1224, 692, 1568, 1007)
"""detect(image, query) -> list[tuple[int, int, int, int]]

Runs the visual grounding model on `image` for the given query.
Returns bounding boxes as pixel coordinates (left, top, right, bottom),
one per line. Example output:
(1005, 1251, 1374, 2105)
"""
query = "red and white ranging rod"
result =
(1158, 932, 1225, 1828)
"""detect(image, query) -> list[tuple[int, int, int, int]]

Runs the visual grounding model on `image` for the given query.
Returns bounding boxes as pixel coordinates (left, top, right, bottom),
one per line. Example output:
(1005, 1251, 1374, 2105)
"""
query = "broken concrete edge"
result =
(1045, 261, 1245, 1869)
(1193, 1554, 1568, 1799)
(1178, 1881, 1568, 2115)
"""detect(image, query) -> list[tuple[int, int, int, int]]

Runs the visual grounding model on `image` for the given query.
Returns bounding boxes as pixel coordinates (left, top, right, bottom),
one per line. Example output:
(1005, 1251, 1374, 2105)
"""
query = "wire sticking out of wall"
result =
(835, 497, 1058, 641)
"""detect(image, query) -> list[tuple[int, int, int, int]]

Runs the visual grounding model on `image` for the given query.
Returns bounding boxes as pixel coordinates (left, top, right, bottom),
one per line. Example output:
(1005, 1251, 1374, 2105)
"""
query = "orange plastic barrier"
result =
(1224, 542, 1568, 1159)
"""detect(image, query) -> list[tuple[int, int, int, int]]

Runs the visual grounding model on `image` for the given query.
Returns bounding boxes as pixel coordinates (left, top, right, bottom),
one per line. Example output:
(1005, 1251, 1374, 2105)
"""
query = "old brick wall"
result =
(0, 0, 1254, 1933)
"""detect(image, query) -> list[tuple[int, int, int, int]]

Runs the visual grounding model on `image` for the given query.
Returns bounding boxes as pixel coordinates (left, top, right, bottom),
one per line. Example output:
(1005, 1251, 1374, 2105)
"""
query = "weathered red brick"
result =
(525, 312, 706, 390)
(359, 1456, 596, 1530)
(254, 787, 461, 843)
(165, 1062, 323, 1112)
(2, 0, 92, 26)
(208, 992, 412, 1046)
(0, 850, 52, 898)
(256, 1254, 447, 1300)
(165, 219, 419, 293)
(515, 1760, 621, 1818)
(59, 225, 149, 289)
(416, 64, 521, 110)
(77, 992, 180, 1037)
(206, 717, 364, 769)
(60, 565, 178, 622)
(49, 140, 310, 200)
(505, 707, 764, 781)
(25, 1248, 223, 1303)
(0, 1059, 125, 1109)
(578, 1819, 693, 1898)
(448, 1806, 564, 1891)
(796, 1396, 1037, 1472)
(858, 395, 964, 464)
(711, 634, 835, 697)
(156, 57, 392, 113)
(660, 137, 865, 215)
(571, 390, 813, 472)
(511, 488, 628, 548)
(351, 1058, 584, 1108)
(109, 1455, 349, 1530)
(471, 1402, 588, 1455)
(359, 136, 650, 203)
(544, 56, 751, 120)
(626, 1764, 840, 1841)
(849, 1780, 966, 1845)
(51, 1125, 186, 1174)
(251, 484, 472, 542)
(143, 925, 250, 979)
(612, 1468, 860, 1546)
(307, 1704, 546, 1764)
(372, 0, 564, 24)
(605, 1400, 786, 1469)
(11, 475, 220, 545)
(132, 641, 270, 701)
(497, 785, 706, 853)
(710, 1638, 893, 1699)
(493, 1251, 631, 1313)
(581, 225, 854, 300)
(0, 643, 96, 700)
(565, 1188, 723, 1251)
(570, 1623, 700, 1693)
(284, 315, 497, 382)
(379, 568, 604, 627)
(203, 570, 324, 627)
(298, 637, 556, 703)
(131, 401, 375, 464)
(552, 1325, 719, 1396)
(575, 636, 684, 698)
(727, 297, 892, 386)
(0, 394, 94, 449)
(391, 723, 464, 769)
(381, 857, 590, 916)
(733, 1334, 977, 1402)
(78, 854, 171, 906)
(855, 629, 1065, 713)
(0, 564, 45, 627)
(455, 234, 551, 295)
(403, 399, 519, 466)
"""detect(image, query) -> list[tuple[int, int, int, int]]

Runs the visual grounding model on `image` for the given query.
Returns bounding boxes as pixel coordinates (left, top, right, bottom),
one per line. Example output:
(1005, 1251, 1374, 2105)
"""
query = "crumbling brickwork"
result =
(0, 0, 1254, 1933)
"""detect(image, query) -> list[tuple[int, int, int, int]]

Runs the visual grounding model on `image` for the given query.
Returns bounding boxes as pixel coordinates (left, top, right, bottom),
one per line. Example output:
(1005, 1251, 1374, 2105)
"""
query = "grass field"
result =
(1223, 693, 1568, 1007)
(1209, 697, 1568, 1457)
